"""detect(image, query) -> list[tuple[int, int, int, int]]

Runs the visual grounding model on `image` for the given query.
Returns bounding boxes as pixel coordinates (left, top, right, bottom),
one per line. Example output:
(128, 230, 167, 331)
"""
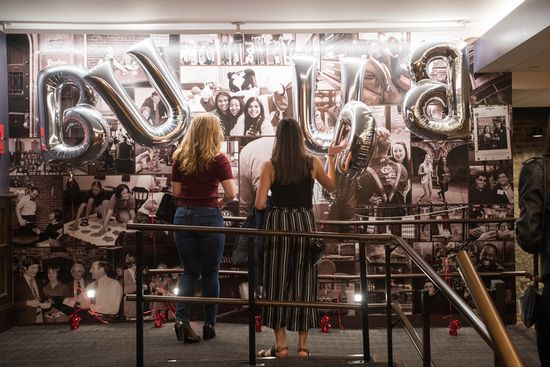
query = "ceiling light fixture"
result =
(232, 22, 244, 43)
(0, 19, 468, 34)
(532, 126, 544, 138)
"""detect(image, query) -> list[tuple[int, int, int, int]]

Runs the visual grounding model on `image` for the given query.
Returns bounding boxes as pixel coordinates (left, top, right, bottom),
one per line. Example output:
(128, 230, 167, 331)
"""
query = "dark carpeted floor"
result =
(0, 321, 540, 367)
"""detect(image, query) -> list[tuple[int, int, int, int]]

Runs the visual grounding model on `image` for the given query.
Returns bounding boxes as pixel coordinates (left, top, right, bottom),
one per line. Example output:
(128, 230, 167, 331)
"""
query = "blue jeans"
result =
(173, 206, 224, 325)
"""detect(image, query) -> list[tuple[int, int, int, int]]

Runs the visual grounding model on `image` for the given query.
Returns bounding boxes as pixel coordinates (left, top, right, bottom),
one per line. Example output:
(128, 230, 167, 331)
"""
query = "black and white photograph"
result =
(8, 138, 83, 176)
(86, 34, 150, 85)
(411, 139, 469, 205)
(319, 32, 412, 105)
(1, 25, 522, 346)
(468, 163, 514, 206)
(473, 105, 511, 161)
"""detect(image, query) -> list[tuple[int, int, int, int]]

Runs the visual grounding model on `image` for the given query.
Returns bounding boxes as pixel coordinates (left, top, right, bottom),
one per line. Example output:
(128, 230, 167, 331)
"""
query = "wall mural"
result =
(7, 31, 515, 325)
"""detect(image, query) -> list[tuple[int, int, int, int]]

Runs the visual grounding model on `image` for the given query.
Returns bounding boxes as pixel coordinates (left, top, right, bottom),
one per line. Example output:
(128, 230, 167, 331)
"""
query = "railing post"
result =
(456, 250, 525, 367)
(247, 236, 257, 366)
(491, 280, 506, 367)
(421, 289, 431, 367)
(358, 240, 371, 362)
(385, 245, 393, 366)
(136, 230, 144, 367)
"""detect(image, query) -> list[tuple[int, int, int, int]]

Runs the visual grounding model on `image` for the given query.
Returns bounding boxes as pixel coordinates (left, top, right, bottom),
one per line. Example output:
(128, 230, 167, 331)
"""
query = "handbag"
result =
(155, 192, 176, 224)
(311, 238, 326, 266)
(519, 272, 540, 328)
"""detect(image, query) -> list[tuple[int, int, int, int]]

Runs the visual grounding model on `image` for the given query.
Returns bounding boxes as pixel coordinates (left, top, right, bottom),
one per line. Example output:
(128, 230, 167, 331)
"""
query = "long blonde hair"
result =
(172, 113, 223, 175)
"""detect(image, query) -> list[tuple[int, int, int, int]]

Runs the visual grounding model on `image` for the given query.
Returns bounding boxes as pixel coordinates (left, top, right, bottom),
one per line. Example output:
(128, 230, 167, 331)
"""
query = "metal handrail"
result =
(127, 222, 499, 367)
(148, 268, 527, 280)
(223, 216, 516, 225)
(392, 302, 436, 367)
(456, 251, 525, 367)
(126, 294, 387, 311)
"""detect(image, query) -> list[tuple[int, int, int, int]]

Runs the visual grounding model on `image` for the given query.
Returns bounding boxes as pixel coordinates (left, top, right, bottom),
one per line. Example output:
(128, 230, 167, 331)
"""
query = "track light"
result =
(232, 22, 244, 44)
(532, 126, 543, 138)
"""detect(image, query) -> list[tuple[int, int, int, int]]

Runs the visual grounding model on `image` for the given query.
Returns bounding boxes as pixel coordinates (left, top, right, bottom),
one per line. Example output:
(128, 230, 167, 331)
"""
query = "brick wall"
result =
(85, 34, 148, 68)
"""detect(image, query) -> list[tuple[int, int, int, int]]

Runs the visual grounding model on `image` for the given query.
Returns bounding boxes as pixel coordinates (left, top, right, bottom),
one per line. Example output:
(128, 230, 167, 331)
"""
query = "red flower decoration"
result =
(255, 314, 262, 332)
(320, 315, 331, 333)
(70, 312, 81, 330)
(449, 319, 461, 336)
(154, 311, 165, 328)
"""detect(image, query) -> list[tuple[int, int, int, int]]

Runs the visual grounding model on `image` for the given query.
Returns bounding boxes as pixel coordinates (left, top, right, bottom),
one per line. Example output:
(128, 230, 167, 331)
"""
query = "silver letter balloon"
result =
(37, 65, 110, 167)
(85, 38, 190, 147)
(291, 56, 333, 154)
(402, 39, 470, 141)
(38, 39, 190, 168)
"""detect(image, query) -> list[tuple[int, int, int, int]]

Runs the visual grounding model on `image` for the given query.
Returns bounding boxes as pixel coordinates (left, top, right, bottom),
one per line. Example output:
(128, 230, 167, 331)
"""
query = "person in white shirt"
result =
(238, 137, 276, 216)
(15, 187, 39, 235)
(79, 260, 123, 318)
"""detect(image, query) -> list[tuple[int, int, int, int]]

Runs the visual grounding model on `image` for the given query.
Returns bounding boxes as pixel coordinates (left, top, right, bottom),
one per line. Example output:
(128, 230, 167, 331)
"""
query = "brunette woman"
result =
(227, 96, 243, 132)
(212, 91, 232, 134)
(230, 96, 274, 136)
(43, 265, 70, 322)
(436, 156, 451, 203)
(255, 118, 342, 357)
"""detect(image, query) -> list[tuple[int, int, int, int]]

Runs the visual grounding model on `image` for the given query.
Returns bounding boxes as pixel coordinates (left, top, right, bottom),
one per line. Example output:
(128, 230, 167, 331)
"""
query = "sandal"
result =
(297, 347, 310, 357)
(80, 218, 89, 226)
(257, 346, 288, 358)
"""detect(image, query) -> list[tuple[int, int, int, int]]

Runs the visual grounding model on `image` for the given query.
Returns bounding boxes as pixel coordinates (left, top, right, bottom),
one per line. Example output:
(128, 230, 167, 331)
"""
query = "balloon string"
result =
(336, 295, 344, 331)
(67, 176, 106, 325)
(149, 187, 157, 266)
(70, 182, 78, 304)
(151, 286, 176, 319)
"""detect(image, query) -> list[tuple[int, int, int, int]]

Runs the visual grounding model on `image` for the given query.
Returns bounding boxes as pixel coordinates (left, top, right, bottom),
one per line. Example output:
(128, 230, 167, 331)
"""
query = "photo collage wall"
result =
(7, 31, 515, 323)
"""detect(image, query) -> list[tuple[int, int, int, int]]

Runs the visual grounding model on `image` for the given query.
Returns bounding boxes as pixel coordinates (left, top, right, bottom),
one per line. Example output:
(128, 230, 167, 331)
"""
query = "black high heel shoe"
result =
(174, 321, 200, 343)
(203, 324, 216, 340)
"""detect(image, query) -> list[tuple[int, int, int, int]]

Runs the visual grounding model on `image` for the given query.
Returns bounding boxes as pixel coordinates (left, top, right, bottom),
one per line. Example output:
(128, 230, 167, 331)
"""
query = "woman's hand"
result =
(327, 144, 345, 158)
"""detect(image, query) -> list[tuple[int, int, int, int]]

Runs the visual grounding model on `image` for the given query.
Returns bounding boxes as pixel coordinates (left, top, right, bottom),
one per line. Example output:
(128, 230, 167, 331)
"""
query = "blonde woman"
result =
(417, 154, 433, 204)
(171, 113, 236, 343)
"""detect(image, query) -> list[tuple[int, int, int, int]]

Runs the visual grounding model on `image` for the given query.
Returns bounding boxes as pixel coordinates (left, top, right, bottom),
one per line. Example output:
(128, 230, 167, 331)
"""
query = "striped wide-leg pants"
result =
(261, 207, 318, 331)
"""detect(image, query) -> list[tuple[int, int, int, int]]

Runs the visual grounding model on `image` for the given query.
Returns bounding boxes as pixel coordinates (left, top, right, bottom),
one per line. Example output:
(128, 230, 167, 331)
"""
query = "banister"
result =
(127, 222, 492, 347)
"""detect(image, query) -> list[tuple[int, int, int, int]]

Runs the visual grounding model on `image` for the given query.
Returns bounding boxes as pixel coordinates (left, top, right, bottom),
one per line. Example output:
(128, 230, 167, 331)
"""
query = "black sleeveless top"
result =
(270, 157, 314, 209)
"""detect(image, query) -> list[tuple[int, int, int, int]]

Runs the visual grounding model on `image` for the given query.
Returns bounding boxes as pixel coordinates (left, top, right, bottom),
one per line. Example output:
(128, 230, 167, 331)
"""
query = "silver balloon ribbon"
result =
(85, 38, 190, 147)
(291, 55, 333, 154)
(333, 101, 377, 179)
(402, 39, 470, 141)
(38, 65, 109, 166)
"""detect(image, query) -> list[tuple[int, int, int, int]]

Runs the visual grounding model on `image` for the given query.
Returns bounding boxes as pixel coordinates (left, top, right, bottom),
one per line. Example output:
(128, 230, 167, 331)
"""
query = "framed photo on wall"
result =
(473, 105, 511, 161)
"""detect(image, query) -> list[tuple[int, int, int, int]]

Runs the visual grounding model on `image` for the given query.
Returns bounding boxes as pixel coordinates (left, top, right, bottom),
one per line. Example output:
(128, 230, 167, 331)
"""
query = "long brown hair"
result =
(172, 113, 223, 175)
(271, 118, 310, 185)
